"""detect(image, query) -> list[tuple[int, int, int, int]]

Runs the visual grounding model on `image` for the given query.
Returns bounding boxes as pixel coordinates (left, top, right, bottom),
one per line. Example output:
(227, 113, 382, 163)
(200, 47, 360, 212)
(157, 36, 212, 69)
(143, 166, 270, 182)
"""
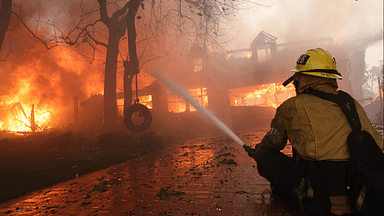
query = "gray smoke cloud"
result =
(227, 0, 382, 47)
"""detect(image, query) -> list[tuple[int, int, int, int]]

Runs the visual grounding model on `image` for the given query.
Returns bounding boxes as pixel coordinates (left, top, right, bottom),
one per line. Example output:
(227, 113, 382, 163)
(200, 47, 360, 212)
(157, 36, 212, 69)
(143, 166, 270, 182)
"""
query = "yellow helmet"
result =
(291, 48, 342, 79)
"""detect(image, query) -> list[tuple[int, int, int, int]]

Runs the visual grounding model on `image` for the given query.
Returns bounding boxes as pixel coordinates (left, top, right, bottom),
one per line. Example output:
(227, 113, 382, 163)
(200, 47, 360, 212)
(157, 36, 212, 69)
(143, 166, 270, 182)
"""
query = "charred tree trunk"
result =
(124, 0, 142, 113)
(98, 0, 130, 129)
(0, 0, 12, 52)
(103, 32, 119, 128)
(104, 30, 124, 129)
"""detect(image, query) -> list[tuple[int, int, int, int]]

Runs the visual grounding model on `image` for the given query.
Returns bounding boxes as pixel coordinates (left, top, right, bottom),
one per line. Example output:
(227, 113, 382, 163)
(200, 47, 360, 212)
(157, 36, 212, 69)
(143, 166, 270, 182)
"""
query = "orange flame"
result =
(167, 88, 208, 113)
(231, 83, 296, 108)
(0, 46, 104, 132)
(0, 64, 55, 132)
(166, 83, 294, 114)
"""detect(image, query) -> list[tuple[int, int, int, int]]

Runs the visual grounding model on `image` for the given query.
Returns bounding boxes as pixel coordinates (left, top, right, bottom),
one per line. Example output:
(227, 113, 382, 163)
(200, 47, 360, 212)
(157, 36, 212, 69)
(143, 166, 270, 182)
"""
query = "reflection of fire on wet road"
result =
(0, 130, 303, 215)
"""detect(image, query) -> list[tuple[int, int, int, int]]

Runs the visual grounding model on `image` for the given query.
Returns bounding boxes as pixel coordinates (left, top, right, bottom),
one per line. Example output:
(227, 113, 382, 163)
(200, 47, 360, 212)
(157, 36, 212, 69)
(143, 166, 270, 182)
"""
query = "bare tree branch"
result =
(85, 29, 108, 47)
(63, 19, 104, 46)
(11, 11, 57, 50)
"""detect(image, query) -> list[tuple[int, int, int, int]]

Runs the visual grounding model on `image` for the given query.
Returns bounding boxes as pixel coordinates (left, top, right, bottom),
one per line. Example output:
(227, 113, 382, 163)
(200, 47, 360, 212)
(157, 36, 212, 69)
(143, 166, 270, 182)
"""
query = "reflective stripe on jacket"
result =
(259, 84, 384, 161)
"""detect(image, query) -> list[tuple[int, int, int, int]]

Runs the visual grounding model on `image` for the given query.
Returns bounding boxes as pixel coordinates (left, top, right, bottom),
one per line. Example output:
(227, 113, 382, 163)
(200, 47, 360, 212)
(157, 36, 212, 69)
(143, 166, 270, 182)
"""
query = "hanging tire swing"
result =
(124, 100, 152, 132)
(124, 74, 152, 132)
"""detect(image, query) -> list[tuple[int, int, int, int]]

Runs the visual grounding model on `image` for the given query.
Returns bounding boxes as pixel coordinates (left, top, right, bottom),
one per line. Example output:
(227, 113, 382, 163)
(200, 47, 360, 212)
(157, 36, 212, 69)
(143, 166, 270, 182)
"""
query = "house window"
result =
(167, 87, 208, 113)
(117, 94, 153, 115)
(139, 95, 153, 109)
(167, 94, 186, 113)
(193, 58, 203, 72)
(229, 83, 295, 108)
(189, 87, 208, 111)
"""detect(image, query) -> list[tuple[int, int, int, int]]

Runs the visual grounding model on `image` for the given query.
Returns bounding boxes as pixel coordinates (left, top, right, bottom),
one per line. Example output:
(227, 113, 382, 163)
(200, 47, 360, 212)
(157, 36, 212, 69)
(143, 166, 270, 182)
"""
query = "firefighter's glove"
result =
(243, 145, 257, 159)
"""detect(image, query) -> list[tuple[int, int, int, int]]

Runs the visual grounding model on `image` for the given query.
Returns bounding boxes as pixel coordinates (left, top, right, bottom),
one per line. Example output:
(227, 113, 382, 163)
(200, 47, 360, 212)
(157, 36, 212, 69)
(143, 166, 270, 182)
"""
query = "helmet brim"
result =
(290, 69, 342, 79)
(301, 71, 342, 79)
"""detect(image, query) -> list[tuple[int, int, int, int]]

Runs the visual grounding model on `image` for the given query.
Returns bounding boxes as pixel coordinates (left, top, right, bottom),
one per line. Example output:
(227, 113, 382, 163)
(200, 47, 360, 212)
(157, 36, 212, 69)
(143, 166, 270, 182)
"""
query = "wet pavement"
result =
(0, 129, 305, 216)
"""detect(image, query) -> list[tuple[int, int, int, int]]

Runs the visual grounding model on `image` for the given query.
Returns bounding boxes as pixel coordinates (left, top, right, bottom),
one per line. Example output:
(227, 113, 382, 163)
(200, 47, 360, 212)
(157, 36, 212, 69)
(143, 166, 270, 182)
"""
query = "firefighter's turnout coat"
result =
(258, 84, 384, 161)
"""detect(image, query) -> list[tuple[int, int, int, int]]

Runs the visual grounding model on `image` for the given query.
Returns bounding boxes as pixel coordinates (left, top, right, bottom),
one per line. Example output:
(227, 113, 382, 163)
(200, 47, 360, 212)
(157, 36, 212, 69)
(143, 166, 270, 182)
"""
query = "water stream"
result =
(152, 72, 245, 146)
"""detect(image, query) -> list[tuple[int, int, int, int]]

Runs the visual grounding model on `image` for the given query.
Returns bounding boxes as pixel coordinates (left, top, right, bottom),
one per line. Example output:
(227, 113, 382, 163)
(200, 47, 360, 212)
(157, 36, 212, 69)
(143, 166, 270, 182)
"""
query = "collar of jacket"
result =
(294, 73, 338, 94)
(304, 84, 338, 95)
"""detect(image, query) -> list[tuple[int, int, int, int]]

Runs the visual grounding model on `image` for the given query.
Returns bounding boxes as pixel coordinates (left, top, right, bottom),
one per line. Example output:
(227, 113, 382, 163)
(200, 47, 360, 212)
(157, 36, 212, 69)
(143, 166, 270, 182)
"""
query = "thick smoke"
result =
(227, 0, 383, 48)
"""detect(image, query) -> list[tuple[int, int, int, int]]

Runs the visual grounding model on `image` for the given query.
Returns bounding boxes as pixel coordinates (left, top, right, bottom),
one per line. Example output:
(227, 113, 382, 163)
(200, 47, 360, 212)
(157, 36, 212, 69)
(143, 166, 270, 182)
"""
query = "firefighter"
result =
(244, 48, 383, 216)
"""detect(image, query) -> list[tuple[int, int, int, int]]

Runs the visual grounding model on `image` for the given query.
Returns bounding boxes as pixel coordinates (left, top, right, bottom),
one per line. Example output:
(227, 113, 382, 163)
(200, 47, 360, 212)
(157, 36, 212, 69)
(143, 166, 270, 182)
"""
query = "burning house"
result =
(108, 31, 381, 136)
(103, 31, 368, 135)
(61, 31, 381, 137)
